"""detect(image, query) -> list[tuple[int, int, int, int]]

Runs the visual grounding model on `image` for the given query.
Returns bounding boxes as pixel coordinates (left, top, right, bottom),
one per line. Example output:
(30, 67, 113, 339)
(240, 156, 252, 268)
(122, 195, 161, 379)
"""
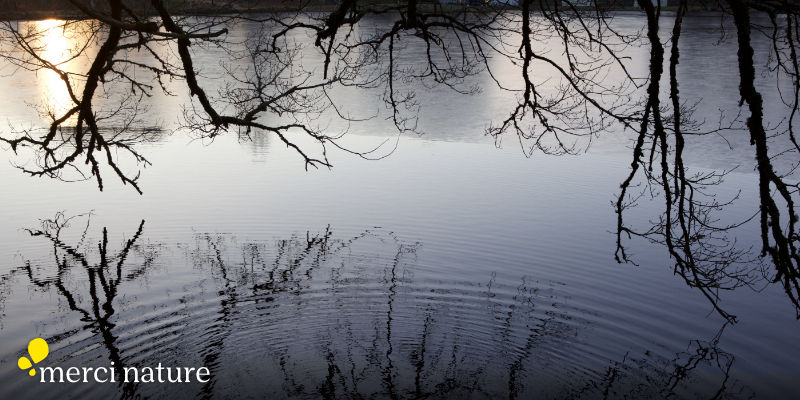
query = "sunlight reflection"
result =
(32, 19, 76, 124)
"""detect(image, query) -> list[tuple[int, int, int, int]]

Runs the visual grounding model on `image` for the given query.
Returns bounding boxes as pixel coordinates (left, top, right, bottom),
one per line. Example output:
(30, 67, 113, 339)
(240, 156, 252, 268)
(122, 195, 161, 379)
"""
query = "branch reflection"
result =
(0, 214, 755, 399)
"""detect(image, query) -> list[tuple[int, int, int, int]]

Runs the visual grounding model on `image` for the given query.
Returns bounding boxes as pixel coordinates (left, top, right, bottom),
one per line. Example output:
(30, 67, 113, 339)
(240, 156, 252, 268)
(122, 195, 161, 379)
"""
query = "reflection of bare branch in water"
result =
(186, 225, 350, 399)
(615, 0, 800, 321)
(6, 212, 148, 399)
(0, 1, 797, 321)
(572, 322, 751, 399)
(1, 215, 758, 398)
(0, 0, 641, 189)
(186, 229, 746, 399)
(727, 0, 800, 319)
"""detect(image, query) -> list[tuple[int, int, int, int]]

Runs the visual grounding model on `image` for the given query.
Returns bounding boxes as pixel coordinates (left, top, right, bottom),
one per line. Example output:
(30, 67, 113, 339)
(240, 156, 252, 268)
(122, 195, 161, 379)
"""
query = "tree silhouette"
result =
(0, 0, 798, 318)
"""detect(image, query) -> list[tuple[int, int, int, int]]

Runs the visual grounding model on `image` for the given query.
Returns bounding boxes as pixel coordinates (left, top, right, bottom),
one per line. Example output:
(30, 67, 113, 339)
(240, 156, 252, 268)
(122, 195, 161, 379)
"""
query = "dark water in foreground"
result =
(0, 13, 798, 399)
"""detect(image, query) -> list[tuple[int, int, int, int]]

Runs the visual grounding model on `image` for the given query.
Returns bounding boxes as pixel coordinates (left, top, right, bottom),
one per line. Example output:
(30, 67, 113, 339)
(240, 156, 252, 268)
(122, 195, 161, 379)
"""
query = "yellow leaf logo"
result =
(18, 338, 49, 377)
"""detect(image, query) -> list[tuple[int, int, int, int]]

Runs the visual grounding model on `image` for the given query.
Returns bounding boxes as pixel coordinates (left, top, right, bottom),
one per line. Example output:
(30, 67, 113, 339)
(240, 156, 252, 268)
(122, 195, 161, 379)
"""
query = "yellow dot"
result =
(29, 369, 35, 376)
(18, 356, 32, 370)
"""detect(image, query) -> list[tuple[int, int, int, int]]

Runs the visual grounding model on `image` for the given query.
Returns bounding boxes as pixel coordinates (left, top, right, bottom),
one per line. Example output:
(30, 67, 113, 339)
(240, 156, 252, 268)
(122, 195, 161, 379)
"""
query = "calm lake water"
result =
(0, 12, 798, 399)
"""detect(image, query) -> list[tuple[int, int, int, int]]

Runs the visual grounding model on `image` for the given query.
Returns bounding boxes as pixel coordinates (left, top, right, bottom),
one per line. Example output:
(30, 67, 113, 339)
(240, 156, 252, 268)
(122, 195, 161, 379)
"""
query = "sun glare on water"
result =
(32, 19, 77, 123)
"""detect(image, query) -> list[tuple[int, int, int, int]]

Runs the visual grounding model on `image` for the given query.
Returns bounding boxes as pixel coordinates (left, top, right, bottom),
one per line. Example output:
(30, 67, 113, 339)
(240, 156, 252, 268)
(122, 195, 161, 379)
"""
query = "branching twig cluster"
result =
(0, 1, 799, 319)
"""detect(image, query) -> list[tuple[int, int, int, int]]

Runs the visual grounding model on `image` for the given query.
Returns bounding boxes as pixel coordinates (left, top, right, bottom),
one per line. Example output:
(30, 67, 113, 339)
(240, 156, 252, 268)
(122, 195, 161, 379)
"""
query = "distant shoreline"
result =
(1, 5, 724, 23)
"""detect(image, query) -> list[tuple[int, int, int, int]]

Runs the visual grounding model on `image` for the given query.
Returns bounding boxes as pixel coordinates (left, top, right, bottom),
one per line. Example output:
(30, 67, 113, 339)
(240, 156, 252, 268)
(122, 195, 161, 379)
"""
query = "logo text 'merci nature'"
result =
(19, 336, 210, 384)
(38, 362, 211, 384)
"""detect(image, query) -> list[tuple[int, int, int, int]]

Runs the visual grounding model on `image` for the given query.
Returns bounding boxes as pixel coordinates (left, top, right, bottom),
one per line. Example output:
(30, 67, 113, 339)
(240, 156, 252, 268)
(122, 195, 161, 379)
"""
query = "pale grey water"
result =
(0, 12, 798, 399)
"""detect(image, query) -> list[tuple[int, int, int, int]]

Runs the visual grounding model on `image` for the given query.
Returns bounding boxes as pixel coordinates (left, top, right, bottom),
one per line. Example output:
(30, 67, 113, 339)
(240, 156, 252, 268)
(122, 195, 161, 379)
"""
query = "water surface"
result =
(0, 12, 798, 399)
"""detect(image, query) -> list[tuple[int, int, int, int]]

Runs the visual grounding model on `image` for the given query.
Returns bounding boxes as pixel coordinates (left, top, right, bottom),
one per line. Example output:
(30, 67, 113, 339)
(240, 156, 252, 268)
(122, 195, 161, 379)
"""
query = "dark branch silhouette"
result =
(0, 1, 798, 319)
